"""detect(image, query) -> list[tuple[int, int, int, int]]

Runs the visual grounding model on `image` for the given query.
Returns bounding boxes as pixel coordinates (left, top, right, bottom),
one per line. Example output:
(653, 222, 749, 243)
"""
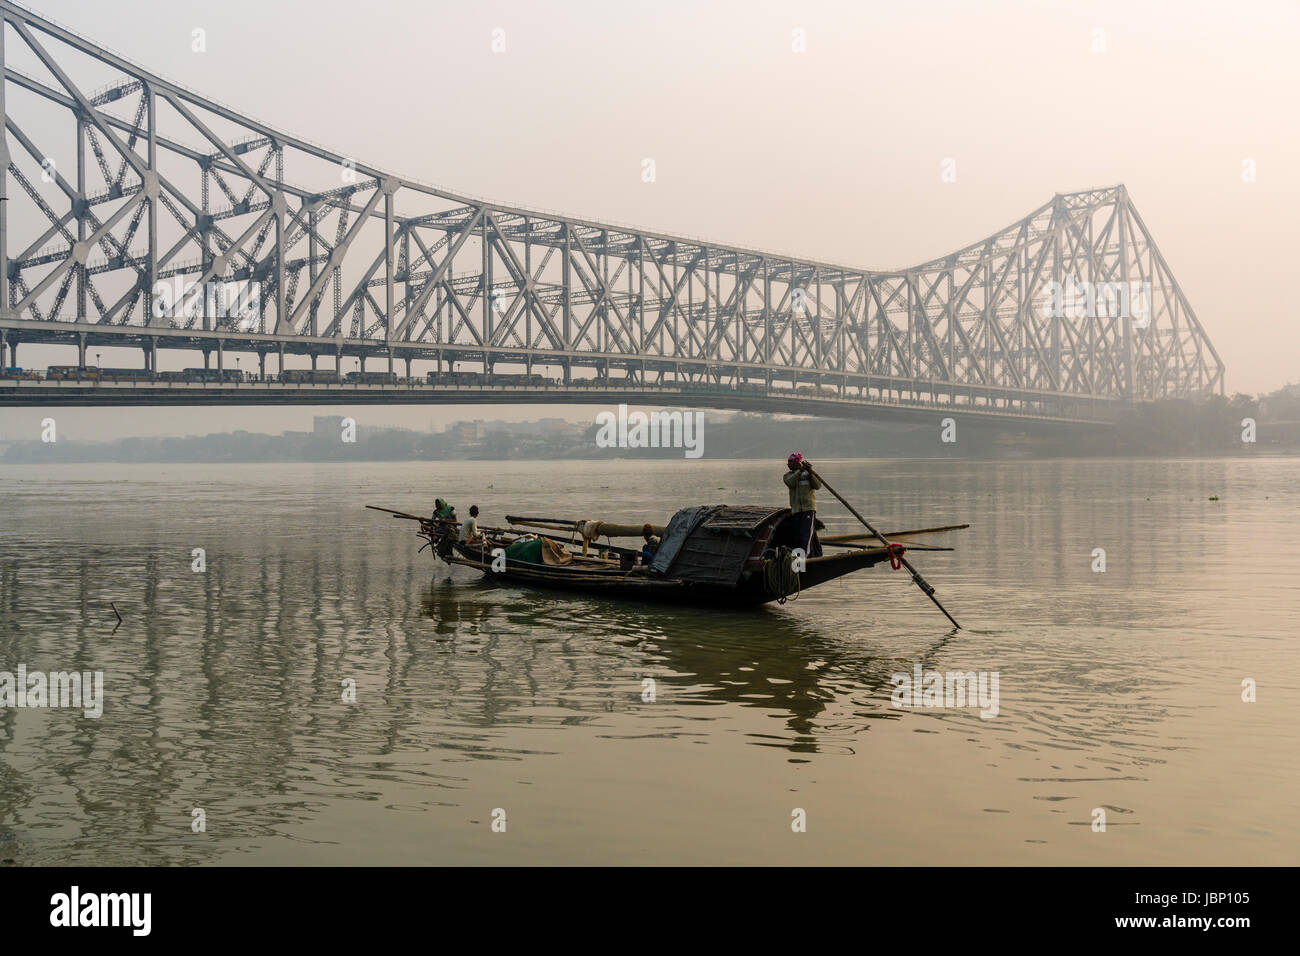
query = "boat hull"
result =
(444, 541, 895, 607)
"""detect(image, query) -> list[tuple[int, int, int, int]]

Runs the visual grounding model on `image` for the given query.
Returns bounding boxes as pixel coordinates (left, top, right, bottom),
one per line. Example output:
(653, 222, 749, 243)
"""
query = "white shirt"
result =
(459, 516, 478, 542)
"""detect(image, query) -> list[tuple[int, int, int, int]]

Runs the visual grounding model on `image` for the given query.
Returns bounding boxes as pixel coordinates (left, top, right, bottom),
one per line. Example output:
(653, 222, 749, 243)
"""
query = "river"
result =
(0, 457, 1295, 865)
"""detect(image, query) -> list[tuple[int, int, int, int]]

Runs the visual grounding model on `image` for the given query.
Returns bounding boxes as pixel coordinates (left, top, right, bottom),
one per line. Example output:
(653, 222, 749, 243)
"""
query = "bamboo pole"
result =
(819, 523, 969, 543)
(804, 466, 962, 629)
(366, 505, 425, 521)
(505, 515, 666, 538)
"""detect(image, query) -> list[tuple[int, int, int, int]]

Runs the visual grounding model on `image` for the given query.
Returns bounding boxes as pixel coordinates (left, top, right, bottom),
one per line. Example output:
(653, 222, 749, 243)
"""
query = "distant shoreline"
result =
(1, 451, 1295, 466)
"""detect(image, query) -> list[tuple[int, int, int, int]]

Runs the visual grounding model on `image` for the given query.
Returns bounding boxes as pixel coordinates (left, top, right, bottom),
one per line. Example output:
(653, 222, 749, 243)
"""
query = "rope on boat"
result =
(763, 548, 801, 604)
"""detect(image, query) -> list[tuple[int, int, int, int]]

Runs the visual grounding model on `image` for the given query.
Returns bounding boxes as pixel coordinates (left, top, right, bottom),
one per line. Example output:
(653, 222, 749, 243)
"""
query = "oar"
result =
(804, 465, 962, 629)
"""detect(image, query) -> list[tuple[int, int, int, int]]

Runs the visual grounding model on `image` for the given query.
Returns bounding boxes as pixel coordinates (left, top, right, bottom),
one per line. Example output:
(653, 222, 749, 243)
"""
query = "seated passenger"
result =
(459, 505, 482, 543)
(640, 523, 661, 565)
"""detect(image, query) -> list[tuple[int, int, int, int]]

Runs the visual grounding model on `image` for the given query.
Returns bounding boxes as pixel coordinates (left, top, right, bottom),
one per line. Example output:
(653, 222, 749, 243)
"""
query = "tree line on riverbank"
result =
(2, 386, 1296, 463)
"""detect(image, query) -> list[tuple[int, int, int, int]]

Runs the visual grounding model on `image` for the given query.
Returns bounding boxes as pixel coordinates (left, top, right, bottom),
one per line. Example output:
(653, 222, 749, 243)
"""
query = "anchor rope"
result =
(763, 548, 801, 604)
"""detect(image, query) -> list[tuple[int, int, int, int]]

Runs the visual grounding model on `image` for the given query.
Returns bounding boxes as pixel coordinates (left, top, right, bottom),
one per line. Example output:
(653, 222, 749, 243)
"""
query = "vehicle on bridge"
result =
(0, 367, 41, 380)
(491, 373, 554, 388)
(98, 367, 157, 382)
(280, 369, 341, 384)
(47, 365, 101, 381)
(428, 371, 485, 387)
(179, 367, 246, 383)
(795, 384, 841, 398)
(344, 370, 400, 385)
(156, 370, 234, 383)
(681, 380, 770, 395)
(585, 374, 631, 388)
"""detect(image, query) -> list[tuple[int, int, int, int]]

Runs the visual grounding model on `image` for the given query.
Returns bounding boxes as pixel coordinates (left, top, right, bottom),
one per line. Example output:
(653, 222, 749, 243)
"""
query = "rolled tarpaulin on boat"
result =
(582, 522, 665, 538)
(505, 515, 665, 539)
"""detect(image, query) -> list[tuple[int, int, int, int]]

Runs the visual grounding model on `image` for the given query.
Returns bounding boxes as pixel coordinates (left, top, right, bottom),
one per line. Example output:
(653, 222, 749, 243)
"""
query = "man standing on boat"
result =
(783, 453, 823, 557)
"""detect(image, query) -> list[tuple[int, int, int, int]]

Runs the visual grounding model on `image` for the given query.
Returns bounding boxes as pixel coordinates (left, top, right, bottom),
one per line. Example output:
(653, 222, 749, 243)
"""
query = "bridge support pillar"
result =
(387, 350, 393, 375)
(309, 352, 317, 371)
(258, 352, 266, 381)
(404, 355, 411, 380)
(78, 334, 87, 368)
(335, 347, 342, 375)
(278, 344, 285, 377)
(202, 349, 210, 370)
(0, 334, 7, 368)
(216, 340, 224, 371)
(8, 338, 15, 368)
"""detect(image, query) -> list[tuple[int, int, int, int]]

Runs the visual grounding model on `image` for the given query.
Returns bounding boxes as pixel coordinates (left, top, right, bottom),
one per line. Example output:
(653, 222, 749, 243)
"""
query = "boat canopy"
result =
(650, 504, 790, 585)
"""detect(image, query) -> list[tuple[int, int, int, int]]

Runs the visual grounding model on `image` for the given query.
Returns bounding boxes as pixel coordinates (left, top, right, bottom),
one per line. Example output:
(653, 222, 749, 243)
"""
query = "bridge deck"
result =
(0, 378, 1119, 425)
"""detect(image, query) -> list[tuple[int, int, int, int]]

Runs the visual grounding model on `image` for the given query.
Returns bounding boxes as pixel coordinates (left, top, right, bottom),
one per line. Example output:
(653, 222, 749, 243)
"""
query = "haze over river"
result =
(0, 457, 1295, 865)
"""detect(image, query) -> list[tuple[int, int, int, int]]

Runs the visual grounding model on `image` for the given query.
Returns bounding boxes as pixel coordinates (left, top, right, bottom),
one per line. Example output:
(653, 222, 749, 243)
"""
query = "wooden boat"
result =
(370, 503, 967, 608)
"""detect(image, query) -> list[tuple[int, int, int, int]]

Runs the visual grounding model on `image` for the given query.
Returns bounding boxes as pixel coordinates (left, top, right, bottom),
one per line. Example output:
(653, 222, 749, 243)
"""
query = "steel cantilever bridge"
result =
(0, 1, 1224, 423)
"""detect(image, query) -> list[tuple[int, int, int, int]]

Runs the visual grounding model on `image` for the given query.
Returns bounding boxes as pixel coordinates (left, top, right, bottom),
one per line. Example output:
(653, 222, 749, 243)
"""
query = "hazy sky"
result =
(3, 0, 1297, 440)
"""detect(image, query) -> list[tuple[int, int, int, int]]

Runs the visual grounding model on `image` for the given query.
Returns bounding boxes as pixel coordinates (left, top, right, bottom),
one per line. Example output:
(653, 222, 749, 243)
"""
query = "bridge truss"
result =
(0, 0, 1223, 417)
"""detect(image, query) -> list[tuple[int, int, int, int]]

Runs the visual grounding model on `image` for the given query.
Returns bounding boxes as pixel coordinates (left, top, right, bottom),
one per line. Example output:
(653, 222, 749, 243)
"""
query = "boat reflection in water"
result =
(419, 570, 954, 755)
